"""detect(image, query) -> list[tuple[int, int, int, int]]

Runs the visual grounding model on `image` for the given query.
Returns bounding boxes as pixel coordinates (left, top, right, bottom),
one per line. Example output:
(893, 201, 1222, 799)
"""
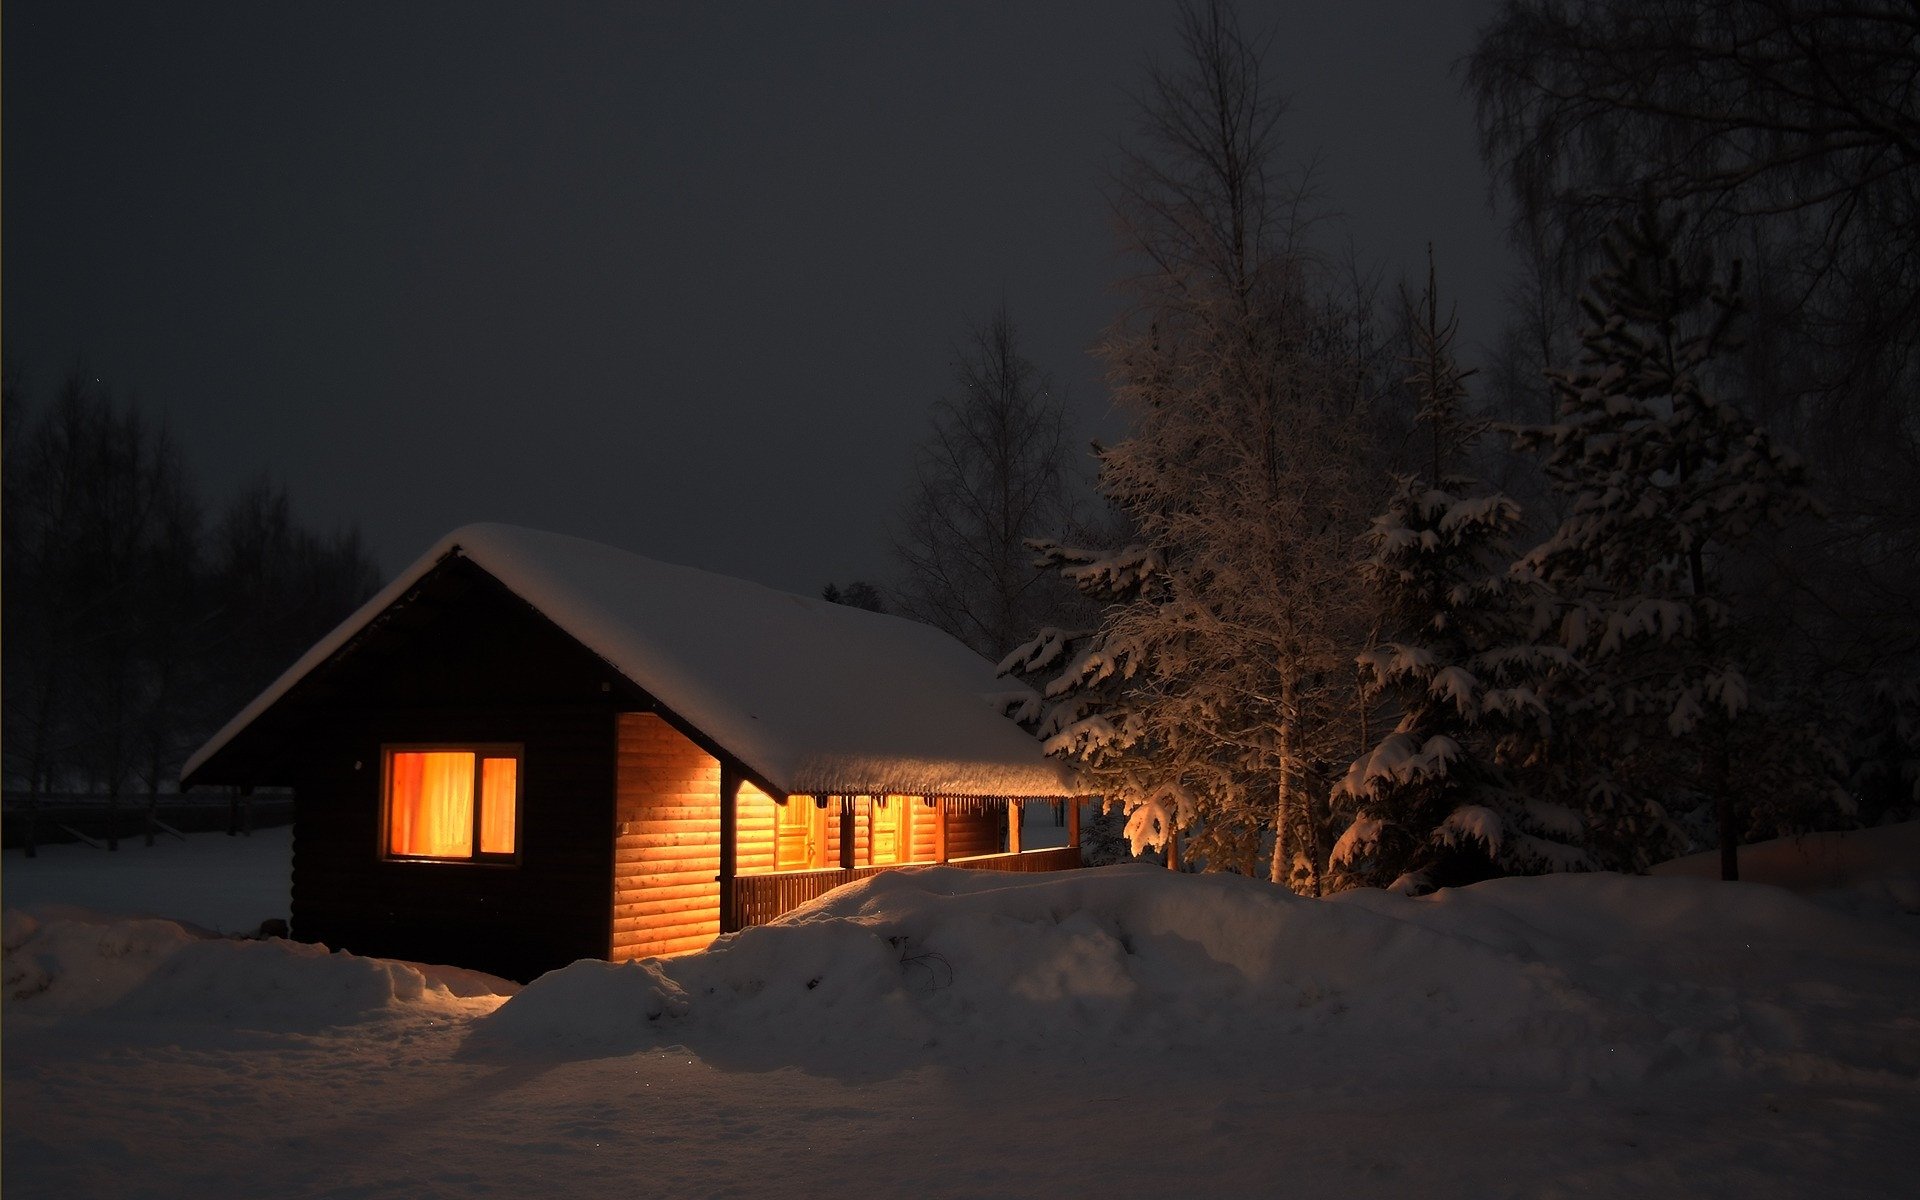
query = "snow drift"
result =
(8, 829, 1916, 1200)
(468, 864, 1920, 1090)
(9, 848, 1915, 1094)
(3, 910, 516, 1032)
(1651, 821, 1920, 917)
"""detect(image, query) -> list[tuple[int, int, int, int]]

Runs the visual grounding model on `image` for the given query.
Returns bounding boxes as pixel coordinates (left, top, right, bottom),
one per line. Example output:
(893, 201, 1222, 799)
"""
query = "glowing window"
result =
(384, 746, 520, 861)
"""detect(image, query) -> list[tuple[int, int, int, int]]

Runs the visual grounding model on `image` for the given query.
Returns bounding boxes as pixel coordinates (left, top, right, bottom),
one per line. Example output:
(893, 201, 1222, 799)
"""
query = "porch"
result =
(718, 781, 1082, 931)
(729, 844, 1082, 927)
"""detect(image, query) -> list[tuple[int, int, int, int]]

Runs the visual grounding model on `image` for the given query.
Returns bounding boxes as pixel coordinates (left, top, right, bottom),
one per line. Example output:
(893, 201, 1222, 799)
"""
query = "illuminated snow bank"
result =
(471, 864, 1920, 1088)
(8, 849, 1914, 1092)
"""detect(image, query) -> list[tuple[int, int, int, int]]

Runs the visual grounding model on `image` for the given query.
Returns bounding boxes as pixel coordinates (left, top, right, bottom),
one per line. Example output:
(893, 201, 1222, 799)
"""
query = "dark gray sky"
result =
(4, 1, 1512, 592)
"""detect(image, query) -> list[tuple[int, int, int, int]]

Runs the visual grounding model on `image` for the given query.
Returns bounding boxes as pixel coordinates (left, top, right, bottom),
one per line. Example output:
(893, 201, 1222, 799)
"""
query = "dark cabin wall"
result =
(280, 563, 630, 982)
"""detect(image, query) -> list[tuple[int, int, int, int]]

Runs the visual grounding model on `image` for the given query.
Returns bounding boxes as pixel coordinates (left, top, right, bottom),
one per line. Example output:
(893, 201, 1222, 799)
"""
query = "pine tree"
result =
(821, 581, 886, 613)
(1516, 203, 1819, 877)
(1844, 676, 1920, 827)
(1331, 255, 1585, 893)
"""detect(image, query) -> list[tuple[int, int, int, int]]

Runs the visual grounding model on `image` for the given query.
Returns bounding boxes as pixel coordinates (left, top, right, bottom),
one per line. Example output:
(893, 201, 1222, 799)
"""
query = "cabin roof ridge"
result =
(183, 524, 1083, 799)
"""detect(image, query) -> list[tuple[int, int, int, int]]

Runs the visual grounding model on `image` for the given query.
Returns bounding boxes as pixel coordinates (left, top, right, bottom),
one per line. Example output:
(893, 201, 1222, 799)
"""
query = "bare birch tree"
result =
(894, 306, 1073, 660)
(2, 369, 380, 850)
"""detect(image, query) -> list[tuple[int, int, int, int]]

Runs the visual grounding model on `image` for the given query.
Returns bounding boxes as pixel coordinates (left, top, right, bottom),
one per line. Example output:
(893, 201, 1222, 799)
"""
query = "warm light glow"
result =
(386, 746, 519, 859)
(777, 794, 827, 869)
(388, 751, 475, 857)
(869, 793, 905, 865)
(480, 757, 518, 854)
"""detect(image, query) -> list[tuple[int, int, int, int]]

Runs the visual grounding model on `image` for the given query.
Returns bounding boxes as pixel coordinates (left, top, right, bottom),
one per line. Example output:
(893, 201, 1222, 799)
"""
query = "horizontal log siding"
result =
(910, 797, 937, 862)
(611, 713, 723, 961)
(829, 797, 869, 868)
(737, 785, 781, 874)
(945, 802, 1006, 859)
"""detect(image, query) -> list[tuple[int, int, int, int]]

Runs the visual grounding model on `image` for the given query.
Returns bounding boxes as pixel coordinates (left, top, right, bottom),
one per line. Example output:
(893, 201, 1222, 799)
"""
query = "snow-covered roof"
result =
(183, 524, 1081, 798)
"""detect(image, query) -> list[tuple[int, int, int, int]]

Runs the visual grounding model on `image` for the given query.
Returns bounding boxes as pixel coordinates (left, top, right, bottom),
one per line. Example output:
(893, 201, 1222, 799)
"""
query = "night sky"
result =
(4, 1, 1511, 593)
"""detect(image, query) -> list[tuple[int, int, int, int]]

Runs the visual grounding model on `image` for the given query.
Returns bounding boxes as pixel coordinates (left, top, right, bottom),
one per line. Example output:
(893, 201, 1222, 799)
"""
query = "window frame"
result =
(379, 742, 524, 865)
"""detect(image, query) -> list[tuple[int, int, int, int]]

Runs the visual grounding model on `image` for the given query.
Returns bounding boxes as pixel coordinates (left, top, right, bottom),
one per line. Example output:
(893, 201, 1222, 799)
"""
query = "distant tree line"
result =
(2, 362, 380, 847)
(894, 0, 1918, 889)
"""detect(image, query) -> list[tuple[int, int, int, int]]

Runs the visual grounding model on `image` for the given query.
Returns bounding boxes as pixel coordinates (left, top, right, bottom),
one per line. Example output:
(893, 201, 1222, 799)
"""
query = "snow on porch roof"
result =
(183, 523, 1082, 798)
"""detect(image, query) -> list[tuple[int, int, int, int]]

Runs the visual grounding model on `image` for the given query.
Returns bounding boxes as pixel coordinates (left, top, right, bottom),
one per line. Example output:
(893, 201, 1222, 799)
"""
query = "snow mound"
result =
(2, 910, 516, 1031)
(471, 865, 1920, 1089)
(467, 958, 688, 1056)
(1651, 821, 1920, 917)
(3, 914, 197, 1011)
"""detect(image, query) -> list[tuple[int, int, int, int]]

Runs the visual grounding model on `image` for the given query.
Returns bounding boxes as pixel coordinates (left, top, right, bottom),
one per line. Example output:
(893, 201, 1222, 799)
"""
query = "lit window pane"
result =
(480, 757, 518, 854)
(388, 751, 475, 857)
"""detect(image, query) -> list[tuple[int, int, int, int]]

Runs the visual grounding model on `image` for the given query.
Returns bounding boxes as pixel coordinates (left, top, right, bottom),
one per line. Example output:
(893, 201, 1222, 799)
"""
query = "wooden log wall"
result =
(944, 801, 1007, 859)
(610, 713, 723, 961)
(736, 794, 1008, 871)
(267, 565, 656, 984)
(736, 783, 779, 873)
(830, 797, 871, 867)
(909, 798, 937, 862)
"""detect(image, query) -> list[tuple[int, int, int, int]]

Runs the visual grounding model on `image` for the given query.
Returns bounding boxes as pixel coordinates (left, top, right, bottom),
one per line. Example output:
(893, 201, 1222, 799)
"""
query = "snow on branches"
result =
(1513, 202, 1827, 874)
(1330, 256, 1585, 892)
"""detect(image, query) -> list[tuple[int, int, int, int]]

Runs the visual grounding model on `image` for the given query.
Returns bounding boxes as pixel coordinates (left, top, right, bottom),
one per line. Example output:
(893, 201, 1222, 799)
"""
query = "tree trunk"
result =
(1712, 719, 1738, 882)
(1268, 674, 1297, 887)
(1685, 536, 1738, 883)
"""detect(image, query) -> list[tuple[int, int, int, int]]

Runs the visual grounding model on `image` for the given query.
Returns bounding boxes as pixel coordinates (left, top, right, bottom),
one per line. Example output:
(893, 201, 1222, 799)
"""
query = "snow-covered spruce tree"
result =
(1515, 203, 1820, 878)
(1845, 676, 1920, 827)
(1330, 258, 1586, 893)
(999, 1, 1387, 893)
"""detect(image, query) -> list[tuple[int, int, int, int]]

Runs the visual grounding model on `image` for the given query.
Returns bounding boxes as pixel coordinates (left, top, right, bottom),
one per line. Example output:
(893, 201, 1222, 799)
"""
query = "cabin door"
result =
(868, 795, 906, 865)
(776, 798, 826, 870)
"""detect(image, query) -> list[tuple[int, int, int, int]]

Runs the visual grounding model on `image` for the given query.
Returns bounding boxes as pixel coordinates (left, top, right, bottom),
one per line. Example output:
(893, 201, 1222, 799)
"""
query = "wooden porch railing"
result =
(727, 845, 1082, 929)
(952, 845, 1082, 874)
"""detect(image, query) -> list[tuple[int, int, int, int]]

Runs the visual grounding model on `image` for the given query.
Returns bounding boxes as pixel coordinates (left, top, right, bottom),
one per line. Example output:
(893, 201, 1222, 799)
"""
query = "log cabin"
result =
(181, 524, 1084, 981)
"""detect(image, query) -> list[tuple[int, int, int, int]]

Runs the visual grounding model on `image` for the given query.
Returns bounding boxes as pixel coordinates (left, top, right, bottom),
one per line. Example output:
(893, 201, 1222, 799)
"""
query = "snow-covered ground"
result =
(5, 826, 1917, 1198)
(1651, 822, 1920, 917)
(3, 826, 291, 934)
